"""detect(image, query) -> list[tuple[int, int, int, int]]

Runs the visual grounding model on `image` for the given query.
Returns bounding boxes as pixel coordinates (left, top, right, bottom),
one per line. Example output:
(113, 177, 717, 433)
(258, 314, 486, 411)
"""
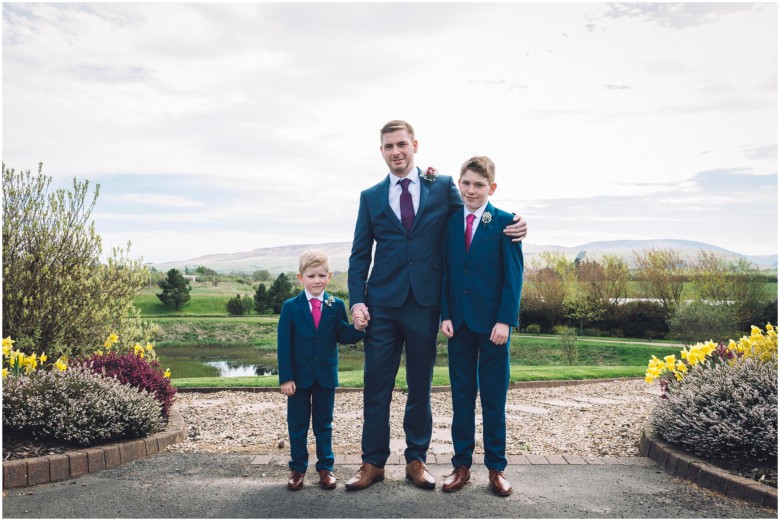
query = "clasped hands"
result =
(352, 303, 370, 331)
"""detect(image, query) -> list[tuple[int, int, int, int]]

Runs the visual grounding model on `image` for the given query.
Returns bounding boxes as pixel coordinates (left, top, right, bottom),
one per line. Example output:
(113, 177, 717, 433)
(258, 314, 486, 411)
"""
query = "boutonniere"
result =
(421, 166, 438, 182)
(324, 295, 335, 307)
(481, 212, 493, 225)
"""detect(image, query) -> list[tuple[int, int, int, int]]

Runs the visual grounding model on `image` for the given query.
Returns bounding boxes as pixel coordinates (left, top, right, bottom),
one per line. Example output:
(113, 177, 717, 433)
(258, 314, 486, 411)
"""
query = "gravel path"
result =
(170, 379, 661, 457)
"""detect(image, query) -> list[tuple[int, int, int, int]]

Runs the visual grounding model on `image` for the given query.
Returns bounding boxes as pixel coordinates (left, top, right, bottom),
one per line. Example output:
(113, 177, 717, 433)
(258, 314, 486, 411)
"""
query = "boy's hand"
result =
(503, 214, 528, 243)
(490, 323, 510, 345)
(441, 320, 454, 339)
(280, 381, 296, 396)
(352, 303, 370, 329)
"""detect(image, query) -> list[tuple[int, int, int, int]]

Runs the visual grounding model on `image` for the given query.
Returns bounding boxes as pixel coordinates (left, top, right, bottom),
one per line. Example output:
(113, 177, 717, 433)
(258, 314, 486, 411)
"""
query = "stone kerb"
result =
(640, 424, 777, 510)
(2, 409, 186, 489)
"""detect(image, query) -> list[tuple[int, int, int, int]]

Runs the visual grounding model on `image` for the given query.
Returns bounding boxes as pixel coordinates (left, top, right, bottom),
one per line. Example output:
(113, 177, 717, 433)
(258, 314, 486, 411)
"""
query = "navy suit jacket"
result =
(348, 168, 463, 308)
(441, 202, 524, 334)
(277, 292, 365, 389)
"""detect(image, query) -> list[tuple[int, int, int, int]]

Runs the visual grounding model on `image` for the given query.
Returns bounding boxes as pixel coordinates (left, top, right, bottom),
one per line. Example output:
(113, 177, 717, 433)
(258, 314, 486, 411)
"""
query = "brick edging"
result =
(639, 424, 777, 510)
(2, 409, 186, 489)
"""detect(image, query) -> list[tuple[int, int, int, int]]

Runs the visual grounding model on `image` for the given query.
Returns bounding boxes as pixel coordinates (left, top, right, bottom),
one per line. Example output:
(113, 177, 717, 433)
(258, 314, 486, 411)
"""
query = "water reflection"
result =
(205, 361, 278, 377)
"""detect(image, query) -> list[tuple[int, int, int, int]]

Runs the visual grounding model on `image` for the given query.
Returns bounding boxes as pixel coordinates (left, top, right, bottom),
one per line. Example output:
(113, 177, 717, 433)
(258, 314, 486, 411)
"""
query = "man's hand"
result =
(490, 323, 510, 345)
(503, 214, 528, 243)
(440, 319, 454, 339)
(352, 303, 371, 330)
(280, 380, 296, 396)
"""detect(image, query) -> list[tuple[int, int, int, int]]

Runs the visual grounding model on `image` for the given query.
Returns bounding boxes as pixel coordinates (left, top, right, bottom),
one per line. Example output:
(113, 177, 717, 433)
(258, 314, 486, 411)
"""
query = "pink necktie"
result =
(399, 178, 415, 232)
(310, 298, 321, 328)
(465, 213, 476, 252)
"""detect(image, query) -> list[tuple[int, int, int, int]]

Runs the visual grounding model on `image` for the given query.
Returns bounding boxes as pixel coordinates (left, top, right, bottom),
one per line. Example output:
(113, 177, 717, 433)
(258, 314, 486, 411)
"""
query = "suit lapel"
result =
(296, 292, 316, 332)
(412, 167, 429, 233)
(468, 202, 494, 256)
(377, 176, 407, 235)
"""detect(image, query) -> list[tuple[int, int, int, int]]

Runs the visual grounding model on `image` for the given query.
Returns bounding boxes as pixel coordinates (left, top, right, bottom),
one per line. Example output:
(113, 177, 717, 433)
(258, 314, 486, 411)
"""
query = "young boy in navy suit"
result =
(439, 156, 524, 496)
(277, 250, 366, 490)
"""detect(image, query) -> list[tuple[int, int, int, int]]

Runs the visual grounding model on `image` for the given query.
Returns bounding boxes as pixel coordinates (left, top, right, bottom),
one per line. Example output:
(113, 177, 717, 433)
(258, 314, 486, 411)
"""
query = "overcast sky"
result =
(3, 2, 777, 263)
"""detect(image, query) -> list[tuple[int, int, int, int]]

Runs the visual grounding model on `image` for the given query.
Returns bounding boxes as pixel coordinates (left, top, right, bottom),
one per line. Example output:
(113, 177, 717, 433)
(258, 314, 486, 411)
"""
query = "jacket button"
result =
(464, 269, 468, 274)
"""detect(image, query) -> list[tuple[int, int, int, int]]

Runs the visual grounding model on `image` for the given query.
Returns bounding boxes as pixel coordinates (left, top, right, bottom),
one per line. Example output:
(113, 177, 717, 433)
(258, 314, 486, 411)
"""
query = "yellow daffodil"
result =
(2, 367, 7, 378)
(674, 372, 683, 381)
(164, 368, 171, 378)
(54, 357, 67, 371)
(2, 336, 15, 350)
(664, 355, 676, 371)
(645, 373, 654, 383)
(38, 353, 47, 364)
(145, 343, 154, 352)
(676, 361, 688, 373)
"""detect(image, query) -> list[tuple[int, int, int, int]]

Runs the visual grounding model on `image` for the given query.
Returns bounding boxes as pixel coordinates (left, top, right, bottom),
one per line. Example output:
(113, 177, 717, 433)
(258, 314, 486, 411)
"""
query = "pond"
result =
(156, 345, 280, 379)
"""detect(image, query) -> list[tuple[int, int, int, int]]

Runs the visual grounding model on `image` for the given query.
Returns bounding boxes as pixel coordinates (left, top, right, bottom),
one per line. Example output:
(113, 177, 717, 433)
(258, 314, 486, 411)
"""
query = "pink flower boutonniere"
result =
(481, 212, 493, 226)
(422, 166, 438, 182)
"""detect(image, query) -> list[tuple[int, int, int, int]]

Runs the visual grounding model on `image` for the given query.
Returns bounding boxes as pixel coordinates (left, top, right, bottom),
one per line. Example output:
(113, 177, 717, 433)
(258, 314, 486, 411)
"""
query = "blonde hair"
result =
(298, 249, 331, 274)
(380, 120, 415, 142)
(460, 156, 496, 184)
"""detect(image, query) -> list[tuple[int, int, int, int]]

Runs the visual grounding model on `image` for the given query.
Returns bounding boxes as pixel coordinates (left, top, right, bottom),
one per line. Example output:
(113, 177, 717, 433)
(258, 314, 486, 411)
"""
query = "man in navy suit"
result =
(346, 121, 528, 491)
(440, 156, 524, 496)
(278, 250, 366, 491)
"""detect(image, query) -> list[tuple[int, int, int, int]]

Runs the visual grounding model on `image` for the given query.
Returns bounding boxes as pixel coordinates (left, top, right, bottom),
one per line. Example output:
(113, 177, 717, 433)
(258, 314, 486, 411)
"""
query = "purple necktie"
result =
(465, 213, 476, 252)
(310, 298, 321, 329)
(399, 178, 414, 233)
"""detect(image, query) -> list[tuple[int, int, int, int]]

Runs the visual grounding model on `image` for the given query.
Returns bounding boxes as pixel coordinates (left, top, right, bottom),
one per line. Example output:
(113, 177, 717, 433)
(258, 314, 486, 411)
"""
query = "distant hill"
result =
(150, 239, 777, 274)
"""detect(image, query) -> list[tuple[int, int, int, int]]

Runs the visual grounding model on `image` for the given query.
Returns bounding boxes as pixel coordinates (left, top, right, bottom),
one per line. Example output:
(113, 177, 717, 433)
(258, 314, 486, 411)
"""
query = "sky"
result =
(2, 2, 777, 263)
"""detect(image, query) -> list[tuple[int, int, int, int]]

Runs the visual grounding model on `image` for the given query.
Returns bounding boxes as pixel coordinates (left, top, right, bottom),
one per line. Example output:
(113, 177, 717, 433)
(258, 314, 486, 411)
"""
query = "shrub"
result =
(557, 326, 578, 365)
(226, 294, 252, 315)
(75, 352, 176, 418)
(2, 366, 162, 445)
(551, 325, 569, 336)
(524, 324, 541, 335)
(2, 163, 154, 359)
(650, 357, 777, 462)
(669, 301, 739, 344)
(581, 328, 602, 337)
(609, 328, 624, 338)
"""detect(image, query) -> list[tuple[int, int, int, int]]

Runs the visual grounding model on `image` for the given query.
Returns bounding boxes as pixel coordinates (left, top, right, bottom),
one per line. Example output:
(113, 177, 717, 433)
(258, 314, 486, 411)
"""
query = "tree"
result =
(226, 294, 253, 315)
(633, 248, 686, 317)
(268, 273, 295, 314)
(2, 162, 153, 358)
(576, 255, 629, 306)
(523, 252, 575, 330)
(254, 283, 269, 314)
(669, 301, 739, 345)
(157, 269, 191, 310)
(252, 269, 271, 282)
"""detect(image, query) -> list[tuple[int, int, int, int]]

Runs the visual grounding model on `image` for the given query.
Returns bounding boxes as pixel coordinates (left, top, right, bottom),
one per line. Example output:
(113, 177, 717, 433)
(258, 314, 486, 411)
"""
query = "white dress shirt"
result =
(388, 168, 420, 220)
(464, 203, 488, 243)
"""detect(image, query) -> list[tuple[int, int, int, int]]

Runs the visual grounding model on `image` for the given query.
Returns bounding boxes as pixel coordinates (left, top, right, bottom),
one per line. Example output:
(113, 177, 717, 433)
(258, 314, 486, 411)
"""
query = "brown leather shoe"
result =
(287, 470, 305, 491)
(345, 463, 385, 491)
(318, 469, 337, 489)
(442, 465, 471, 492)
(488, 470, 512, 496)
(405, 460, 436, 490)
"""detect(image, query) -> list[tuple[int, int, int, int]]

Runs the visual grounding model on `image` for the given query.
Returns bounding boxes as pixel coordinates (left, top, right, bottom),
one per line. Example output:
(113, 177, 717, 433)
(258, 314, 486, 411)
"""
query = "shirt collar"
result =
(390, 167, 419, 186)
(464, 202, 489, 221)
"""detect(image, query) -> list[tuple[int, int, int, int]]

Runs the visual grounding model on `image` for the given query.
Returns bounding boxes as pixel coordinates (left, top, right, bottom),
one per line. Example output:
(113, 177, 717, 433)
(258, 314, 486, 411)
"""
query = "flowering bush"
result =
(75, 351, 176, 418)
(650, 357, 777, 461)
(647, 323, 778, 462)
(3, 365, 162, 445)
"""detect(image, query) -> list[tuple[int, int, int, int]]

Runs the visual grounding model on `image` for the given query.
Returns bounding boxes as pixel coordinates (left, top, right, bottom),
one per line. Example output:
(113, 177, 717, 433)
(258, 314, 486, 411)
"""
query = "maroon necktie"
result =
(465, 213, 476, 252)
(310, 298, 321, 329)
(399, 178, 414, 232)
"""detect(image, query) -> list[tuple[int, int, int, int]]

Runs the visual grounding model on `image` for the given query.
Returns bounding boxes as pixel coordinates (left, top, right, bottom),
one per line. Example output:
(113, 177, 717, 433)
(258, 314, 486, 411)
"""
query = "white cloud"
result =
(3, 2, 776, 261)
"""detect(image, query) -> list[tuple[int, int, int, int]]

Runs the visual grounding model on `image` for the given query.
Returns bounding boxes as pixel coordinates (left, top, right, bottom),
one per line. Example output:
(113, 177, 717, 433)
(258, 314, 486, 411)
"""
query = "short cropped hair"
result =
(380, 120, 415, 141)
(298, 249, 331, 274)
(460, 156, 496, 184)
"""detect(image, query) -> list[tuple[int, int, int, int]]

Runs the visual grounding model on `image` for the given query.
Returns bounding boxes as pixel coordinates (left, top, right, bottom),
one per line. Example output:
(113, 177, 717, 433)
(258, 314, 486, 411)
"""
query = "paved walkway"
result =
(2, 452, 775, 518)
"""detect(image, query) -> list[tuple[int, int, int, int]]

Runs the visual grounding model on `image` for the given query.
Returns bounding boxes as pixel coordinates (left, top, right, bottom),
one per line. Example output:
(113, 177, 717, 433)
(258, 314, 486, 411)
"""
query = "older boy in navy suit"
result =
(277, 250, 366, 491)
(440, 156, 524, 496)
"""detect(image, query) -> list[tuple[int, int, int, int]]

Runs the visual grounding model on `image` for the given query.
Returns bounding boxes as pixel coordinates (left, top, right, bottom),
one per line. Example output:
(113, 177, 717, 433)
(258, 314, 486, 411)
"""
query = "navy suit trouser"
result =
(361, 291, 439, 467)
(448, 324, 510, 471)
(287, 380, 336, 473)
